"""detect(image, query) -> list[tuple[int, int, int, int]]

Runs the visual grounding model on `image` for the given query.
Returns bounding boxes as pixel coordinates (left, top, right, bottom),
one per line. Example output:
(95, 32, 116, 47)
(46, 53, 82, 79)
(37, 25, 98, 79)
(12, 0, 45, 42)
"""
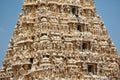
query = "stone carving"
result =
(0, 0, 120, 80)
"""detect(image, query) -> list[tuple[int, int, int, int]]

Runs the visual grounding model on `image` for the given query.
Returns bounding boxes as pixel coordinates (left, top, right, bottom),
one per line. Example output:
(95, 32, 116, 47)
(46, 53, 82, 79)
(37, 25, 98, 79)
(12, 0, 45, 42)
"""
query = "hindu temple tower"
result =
(0, 0, 120, 80)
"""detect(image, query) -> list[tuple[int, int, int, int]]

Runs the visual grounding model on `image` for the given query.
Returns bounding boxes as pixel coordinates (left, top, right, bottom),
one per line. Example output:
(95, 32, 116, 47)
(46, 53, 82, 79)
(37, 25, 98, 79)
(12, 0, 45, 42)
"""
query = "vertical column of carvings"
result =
(2, 1, 39, 79)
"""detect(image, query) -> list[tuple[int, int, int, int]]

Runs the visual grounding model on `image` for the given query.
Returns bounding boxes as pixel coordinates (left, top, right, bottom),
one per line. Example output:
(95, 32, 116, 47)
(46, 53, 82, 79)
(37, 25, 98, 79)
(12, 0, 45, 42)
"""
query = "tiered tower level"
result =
(0, 0, 120, 80)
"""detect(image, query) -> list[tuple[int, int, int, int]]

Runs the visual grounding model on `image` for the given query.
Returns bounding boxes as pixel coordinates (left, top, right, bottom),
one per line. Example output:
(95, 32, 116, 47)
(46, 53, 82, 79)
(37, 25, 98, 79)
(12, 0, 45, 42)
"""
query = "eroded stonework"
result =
(0, 0, 120, 80)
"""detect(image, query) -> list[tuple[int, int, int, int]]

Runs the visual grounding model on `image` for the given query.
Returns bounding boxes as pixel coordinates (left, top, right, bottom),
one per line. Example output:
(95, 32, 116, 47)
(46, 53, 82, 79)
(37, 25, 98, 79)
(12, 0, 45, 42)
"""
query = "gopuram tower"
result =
(0, 0, 120, 80)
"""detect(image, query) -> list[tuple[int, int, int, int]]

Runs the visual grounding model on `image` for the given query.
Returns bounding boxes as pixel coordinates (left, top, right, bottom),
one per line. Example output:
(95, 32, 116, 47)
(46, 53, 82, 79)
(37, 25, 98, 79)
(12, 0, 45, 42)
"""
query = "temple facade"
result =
(0, 0, 120, 80)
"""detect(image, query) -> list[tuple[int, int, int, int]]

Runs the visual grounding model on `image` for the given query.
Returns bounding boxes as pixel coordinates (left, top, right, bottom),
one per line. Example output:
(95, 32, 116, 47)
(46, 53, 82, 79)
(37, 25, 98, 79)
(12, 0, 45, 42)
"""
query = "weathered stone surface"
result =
(0, 0, 120, 80)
